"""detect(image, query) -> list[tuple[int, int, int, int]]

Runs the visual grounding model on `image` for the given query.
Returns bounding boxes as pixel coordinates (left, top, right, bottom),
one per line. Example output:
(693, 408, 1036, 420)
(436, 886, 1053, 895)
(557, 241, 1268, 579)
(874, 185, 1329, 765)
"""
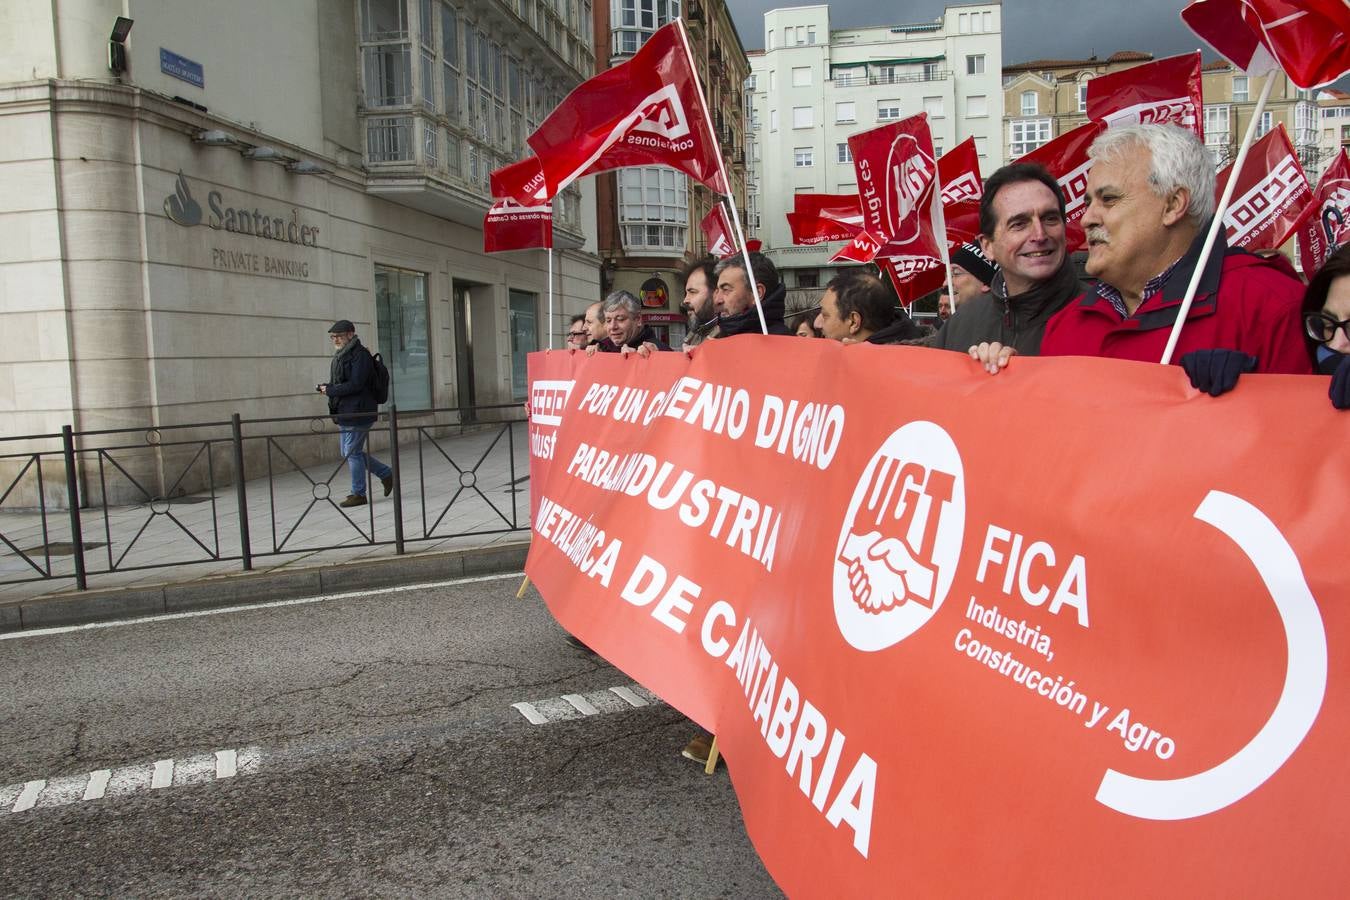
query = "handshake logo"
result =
(833, 422, 965, 652)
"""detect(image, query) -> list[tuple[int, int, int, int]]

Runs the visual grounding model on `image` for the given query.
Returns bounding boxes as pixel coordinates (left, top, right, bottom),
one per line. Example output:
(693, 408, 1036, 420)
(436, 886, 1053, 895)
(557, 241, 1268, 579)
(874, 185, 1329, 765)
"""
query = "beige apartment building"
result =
(1002, 52, 1322, 177)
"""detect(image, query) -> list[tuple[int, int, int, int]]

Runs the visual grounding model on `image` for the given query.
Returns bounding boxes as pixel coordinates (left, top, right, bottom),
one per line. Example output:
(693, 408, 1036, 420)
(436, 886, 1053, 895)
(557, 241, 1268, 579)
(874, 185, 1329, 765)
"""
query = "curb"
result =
(0, 539, 532, 633)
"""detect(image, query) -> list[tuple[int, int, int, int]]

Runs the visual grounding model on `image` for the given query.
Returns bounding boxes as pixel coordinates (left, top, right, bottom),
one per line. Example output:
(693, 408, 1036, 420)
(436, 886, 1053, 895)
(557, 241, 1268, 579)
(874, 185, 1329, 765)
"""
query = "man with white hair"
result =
(1039, 123, 1310, 389)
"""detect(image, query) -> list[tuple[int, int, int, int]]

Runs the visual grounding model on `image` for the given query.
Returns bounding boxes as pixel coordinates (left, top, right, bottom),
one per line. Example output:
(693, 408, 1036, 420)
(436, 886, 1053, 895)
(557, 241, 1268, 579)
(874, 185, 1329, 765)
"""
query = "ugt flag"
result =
(525, 20, 727, 200)
(1183, 0, 1350, 87)
(700, 204, 737, 258)
(1215, 123, 1312, 251)
(847, 114, 945, 274)
(1087, 53, 1205, 139)
(1295, 148, 1350, 275)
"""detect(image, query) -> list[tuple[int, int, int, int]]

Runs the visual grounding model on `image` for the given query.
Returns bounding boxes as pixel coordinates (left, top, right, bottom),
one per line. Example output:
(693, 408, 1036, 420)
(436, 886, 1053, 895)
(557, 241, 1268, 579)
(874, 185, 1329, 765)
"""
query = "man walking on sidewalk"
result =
(318, 319, 393, 508)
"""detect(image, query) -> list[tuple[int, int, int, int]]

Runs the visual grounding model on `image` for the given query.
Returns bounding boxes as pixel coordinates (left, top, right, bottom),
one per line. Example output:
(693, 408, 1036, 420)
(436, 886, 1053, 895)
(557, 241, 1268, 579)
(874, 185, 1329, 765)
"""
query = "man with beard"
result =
(931, 163, 1085, 373)
(678, 256, 719, 349)
(710, 252, 791, 337)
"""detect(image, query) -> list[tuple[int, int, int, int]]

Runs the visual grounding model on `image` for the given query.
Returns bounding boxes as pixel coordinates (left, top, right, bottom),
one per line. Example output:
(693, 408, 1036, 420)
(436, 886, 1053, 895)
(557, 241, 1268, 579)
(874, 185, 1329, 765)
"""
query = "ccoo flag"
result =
(525, 20, 728, 200)
(1183, 0, 1350, 87)
(1087, 53, 1205, 139)
(1215, 123, 1312, 251)
(483, 198, 552, 253)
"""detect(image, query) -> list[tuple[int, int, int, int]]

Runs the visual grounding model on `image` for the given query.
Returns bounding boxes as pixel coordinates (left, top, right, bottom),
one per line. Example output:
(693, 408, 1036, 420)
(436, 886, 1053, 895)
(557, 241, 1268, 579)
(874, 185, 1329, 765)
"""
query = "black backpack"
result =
(369, 351, 391, 404)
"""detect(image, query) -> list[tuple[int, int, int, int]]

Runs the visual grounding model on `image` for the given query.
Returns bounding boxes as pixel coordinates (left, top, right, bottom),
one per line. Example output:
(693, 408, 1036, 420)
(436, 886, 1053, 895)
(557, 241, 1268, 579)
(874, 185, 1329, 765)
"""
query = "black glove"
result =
(1332, 355, 1350, 410)
(1180, 349, 1258, 397)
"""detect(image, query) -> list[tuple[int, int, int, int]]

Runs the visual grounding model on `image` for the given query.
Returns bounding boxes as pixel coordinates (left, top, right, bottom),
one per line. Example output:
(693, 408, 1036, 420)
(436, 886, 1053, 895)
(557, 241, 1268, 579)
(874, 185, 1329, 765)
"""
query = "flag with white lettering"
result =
(490, 156, 550, 207)
(1295, 148, 1350, 275)
(524, 20, 727, 200)
(829, 230, 886, 264)
(876, 255, 947, 305)
(1018, 122, 1105, 251)
(1087, 52, 1205, 139)
(1183, 0, 1350, 87)
(1215, 123, 1313, 251)
(787, 194, 864, 245)
(483, 197, 553, 253)
(847, 114, 944, 268)
(937, 136, 984, 245)
(700, 204, 737, 258)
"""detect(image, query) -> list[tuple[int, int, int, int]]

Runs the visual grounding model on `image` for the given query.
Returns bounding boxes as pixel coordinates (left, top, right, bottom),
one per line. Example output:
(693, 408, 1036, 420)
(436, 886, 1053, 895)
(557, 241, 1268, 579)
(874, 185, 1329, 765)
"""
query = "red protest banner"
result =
(1215, 123, 1313, 251)
(526, 340, 1349, 897)
(1184, 0, 1350, 87)
(483, 198, 552, 253)
(1087, 52, 1205, 139)
(700, 204, 736, 258)
(526, 20, 727, 199)
(1019, 121, 1105, 251)
(1295, 148, 1350, 275)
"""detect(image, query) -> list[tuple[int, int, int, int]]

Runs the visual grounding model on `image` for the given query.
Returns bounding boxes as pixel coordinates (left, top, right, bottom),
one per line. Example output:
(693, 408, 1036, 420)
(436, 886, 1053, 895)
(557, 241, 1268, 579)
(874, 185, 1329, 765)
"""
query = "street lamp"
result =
(108, 17, 134, 75)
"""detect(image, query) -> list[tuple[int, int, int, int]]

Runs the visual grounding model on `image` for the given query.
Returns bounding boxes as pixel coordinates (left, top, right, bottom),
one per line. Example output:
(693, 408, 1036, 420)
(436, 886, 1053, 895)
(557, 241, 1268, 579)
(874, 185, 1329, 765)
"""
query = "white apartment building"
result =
(0, 0, 600, 500)
(746, 3, 1002, 290)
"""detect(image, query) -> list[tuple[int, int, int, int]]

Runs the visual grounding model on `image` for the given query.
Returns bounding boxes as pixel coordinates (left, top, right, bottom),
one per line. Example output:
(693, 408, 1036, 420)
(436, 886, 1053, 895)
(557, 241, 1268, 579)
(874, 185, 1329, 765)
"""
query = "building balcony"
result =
(831, 69, 951, 88)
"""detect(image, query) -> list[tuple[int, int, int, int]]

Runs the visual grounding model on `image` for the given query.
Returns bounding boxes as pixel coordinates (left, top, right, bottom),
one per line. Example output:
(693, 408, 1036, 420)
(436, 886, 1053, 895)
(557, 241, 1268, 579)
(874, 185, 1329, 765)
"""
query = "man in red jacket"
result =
(1038, 124, 1311, 391)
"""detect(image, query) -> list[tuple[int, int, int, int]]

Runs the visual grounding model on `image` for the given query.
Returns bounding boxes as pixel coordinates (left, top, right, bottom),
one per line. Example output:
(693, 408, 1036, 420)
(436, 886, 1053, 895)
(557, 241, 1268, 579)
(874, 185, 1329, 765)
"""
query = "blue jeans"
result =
(339, 426, 392, 497)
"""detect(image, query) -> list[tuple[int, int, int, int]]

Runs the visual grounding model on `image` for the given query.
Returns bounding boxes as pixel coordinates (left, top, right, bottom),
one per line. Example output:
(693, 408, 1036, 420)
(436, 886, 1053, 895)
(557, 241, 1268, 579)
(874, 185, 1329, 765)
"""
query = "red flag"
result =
(700, 204, 737, 258)
(937, 137, 983, 245)
(525, 20, 727, 199)
(1215, 123, 1313, 250)
(490, 156, 549, 207)
(829, 230, 886, 263)
(1019, 122, 1105, 251)
(848, 114, 946, 279)
(877, 255, 946, 305)
(787, 194, 864, 245)
(1295, 148, 1350, 275)
(483, 198, 552, 253)
(1183, 0, 1350, 87)
(1087, 53, 1205, 139)
(787, 212, 860, 245)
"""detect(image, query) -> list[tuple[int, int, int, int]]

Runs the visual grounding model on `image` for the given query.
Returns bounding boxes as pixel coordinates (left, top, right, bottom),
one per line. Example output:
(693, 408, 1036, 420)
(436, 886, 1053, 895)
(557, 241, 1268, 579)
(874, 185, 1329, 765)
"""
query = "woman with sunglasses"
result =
(1301, 244, 1350, 409)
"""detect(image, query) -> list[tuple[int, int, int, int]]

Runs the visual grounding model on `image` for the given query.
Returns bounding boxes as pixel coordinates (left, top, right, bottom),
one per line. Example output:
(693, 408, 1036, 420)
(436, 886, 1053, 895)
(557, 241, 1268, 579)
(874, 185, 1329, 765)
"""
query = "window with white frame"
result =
(792, 106, 813, 128)
(1009, 118, 1051, 156)
(794, 147, 814, 167)
(832, 66, 864, 86)
(877, 99, 901, 121)
(1295, 100, 1316, 146)
(792, 66, 811, 87)
(769, 70, 776, 90)
(807, 25, 816, 44)
(967, 54, 985, 75)
(770, 108, 778, 130)
(1021, 91, 1037, 116)
(618, 166, 688, 251)
(1078, 76, 1090, 112)
(933, 142, 943, 156)
(959, 12, 970, 33)
(1256, 110, 1273, 137)
(1233, 75, 1249, 102)
(836, 101, 856, 122)
(875, 65, 898, 85)
(967, 94, 988, 117)
(836, 142, 852, 163)
(362, 0, 413, 107)
(767, 29, 773, 49)
(612, 0, 681, 55)
(982, 10, 992, 30)
(746, 74, 756, 90)
(1204, 104, 1230, 146)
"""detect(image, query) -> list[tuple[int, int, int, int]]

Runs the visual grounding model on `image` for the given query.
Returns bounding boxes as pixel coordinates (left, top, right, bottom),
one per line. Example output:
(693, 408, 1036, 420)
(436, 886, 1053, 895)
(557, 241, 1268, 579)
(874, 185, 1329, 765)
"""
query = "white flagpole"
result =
(1159, 71, 1275, 365)
(674, 20, 769, 335)
(929, 152, 956, 314)
(547, 248, 555, 350)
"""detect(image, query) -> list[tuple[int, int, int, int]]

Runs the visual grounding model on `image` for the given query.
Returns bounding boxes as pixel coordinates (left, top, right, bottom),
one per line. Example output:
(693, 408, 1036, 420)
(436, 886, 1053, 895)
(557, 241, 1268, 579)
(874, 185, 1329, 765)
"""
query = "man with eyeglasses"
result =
(317, 319, 393, 508)
(585, 290, 670, 355)
(565, 314, 590, 350)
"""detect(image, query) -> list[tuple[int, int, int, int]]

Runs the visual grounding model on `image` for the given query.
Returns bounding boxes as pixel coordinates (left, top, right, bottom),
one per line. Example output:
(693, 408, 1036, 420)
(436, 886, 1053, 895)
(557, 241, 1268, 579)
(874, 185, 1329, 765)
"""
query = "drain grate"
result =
(21, 542, 106, 557)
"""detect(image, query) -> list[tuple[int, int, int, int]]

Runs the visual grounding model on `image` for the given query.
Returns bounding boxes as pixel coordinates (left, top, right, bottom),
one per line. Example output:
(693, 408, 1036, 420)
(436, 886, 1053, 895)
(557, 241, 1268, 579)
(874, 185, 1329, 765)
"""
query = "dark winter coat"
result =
(326, 338, 380, 427)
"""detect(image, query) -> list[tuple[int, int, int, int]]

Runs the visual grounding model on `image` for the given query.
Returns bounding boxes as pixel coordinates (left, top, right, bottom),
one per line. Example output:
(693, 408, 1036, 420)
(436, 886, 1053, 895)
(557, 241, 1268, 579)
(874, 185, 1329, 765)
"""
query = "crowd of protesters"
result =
(567, 123, 1348, 411)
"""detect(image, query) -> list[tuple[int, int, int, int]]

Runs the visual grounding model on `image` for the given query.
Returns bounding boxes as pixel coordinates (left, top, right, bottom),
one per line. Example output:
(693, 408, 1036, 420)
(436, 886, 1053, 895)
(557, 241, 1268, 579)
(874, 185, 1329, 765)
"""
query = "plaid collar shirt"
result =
(1094, 257, 1184, 318)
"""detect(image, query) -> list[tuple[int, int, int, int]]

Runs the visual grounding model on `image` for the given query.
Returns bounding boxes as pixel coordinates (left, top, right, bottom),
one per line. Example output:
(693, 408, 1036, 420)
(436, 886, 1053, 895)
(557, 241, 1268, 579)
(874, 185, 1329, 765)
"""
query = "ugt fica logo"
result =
(833, 422, 965, 652)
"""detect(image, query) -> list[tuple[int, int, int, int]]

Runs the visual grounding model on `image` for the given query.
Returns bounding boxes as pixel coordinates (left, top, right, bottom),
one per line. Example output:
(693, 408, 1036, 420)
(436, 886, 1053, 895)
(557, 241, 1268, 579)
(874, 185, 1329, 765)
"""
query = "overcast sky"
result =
(725, 0, 1210, 65)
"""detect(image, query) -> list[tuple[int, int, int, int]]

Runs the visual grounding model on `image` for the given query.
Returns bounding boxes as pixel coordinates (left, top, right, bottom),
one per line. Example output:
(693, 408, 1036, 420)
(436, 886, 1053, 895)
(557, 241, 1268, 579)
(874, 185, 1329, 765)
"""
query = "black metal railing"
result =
(0, 404, 530, 592)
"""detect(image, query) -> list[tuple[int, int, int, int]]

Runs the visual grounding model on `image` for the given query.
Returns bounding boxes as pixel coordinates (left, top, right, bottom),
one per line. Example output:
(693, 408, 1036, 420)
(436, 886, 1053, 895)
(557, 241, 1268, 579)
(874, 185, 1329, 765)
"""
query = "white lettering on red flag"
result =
(1296, 149, 1350, 275)
(1184, 0, 1350, 88)
(1087, 53, 1205, 139)
(1216, 124, 1312, 251)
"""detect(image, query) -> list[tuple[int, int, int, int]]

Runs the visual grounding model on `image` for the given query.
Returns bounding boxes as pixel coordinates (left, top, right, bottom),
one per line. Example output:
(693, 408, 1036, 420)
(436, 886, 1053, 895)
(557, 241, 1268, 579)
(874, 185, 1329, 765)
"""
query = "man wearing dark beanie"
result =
(949, 241, 998, 309)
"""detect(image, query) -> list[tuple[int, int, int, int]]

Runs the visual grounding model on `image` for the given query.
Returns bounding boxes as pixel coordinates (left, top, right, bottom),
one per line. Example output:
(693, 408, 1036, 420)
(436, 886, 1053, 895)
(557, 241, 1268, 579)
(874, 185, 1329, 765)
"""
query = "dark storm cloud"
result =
(726, 0, 1212, 64)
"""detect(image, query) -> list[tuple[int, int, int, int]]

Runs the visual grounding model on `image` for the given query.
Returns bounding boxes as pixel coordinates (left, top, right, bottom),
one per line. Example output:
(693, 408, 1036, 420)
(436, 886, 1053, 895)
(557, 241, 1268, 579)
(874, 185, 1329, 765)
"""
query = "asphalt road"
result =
(0, 574, 782, 898)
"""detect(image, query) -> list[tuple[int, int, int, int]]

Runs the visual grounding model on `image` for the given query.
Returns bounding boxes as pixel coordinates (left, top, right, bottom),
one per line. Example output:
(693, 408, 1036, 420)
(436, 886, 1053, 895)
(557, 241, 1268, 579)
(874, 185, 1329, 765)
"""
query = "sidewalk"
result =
(0, 423, 534, 631)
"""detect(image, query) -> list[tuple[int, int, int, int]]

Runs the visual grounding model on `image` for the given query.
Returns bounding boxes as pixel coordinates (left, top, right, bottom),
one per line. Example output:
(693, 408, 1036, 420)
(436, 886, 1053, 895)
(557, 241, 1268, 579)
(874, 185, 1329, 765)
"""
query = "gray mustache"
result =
(1086, 227, 1110, 244)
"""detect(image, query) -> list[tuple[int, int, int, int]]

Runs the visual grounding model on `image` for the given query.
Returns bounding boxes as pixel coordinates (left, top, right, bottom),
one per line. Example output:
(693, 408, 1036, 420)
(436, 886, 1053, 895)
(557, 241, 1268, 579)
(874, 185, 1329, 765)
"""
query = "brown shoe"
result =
(381, 475, 394, 497)
(339, 494, 367, 508)
(681, 731, 712, 764)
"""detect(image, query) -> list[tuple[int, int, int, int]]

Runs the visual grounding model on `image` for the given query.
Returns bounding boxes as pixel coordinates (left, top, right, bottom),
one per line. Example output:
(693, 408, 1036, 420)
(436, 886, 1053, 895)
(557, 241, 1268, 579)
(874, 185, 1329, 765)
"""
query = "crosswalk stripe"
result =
(562, 693, 601, 716)
(83, 770, 111, 801)
(151, 759, 174, 789)
(513, 683, 666, 725)
(511, 701, 549, 725)
(609, 686, 649, 708)
(215, 749, 237, 779)
(13, 781, 45, 813)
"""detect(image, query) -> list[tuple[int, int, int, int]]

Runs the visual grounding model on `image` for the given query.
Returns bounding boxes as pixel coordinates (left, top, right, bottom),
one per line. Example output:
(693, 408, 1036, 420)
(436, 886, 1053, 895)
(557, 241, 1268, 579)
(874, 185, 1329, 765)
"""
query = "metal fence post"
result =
(388, 405, 405, 555)
(61, 425, 87, 591)
(231, 413, 253, 571)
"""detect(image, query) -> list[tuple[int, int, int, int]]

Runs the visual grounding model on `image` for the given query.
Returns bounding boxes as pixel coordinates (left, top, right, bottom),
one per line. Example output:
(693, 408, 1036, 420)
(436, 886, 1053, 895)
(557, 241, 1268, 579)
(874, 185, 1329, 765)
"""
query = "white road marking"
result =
(13, 780, 45, 813)
(83, 769, 110, 801)
(514, 683, 664, 725)
(511, 702, 549, 725)
(1, 747, 261, 816)
(1, 572, 525, 641)
(562, 693, 600, 716)
(151, 759, 174, 789)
